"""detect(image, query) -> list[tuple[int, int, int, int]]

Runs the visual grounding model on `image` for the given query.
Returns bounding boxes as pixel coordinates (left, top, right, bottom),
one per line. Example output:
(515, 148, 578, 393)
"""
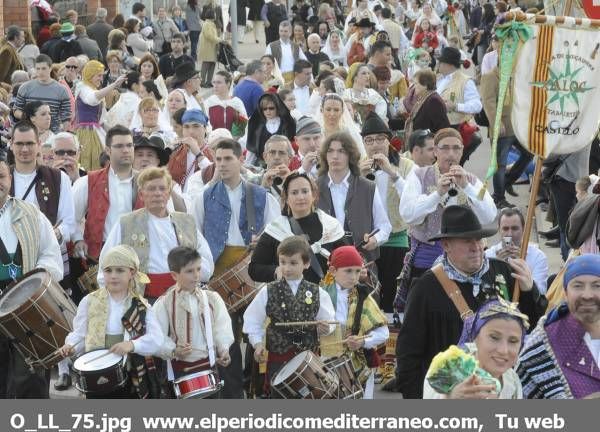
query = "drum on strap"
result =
(271, 351, 339, 399)
(323, 355, 364, 399)
(0, 269, 77, 368)
(208, 254, 262, 313)
(72, 349, 127, 396)
(173, 369, 223, 399)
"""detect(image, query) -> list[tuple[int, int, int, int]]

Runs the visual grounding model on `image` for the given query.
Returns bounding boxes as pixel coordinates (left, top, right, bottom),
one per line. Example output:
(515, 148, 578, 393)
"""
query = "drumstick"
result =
(182, 360, 211, 373)
(274, 320, 339, 327)
(83, 349, 117, 365)
(320, 335, 368, 348)
(358, 229, 380, 248)
(54, 339, 83, 356)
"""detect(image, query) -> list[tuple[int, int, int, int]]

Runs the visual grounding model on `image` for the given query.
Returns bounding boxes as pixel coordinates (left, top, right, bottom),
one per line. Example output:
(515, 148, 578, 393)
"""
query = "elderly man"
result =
(305, 34, 329, 78)
(359, 112, 413, 314)
(0, 143, 62, 398)
(172, 62, 203, 110)
(397, 128, 496, 307)
(518, 254, 600, 399)
(51, 132, 85, 183)
(100, 167, 213, 303)
(394, 205, 547, 398)
(0, 25, 24, 84)
(485, 207, 549, 294)
(291, 116, 323, 176)
(258, 135, 293, 197)
(62, 57, 80, 95)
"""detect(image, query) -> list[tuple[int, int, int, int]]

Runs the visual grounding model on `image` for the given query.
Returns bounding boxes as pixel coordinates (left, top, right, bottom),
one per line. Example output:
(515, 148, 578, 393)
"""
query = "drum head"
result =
(0, 271, 46, 315)
(74, 349, 123, 372)
(272, 351, 311, 386)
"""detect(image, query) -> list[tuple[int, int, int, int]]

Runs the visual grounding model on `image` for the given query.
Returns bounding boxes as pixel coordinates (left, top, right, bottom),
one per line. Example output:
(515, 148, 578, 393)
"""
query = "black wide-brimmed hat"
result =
(357, 17, 376, 28)
(428, 205, 497, 242)
(134, 134, 171, 167)
(361, 111, 392, 138)
(438, 47, 462, 68)
(172, 62, 200, 86)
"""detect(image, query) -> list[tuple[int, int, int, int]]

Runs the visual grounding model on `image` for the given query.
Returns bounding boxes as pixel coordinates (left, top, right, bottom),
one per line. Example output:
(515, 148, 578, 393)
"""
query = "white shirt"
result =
(293, 82, 311, 116)
(584, 333, 600, 369)
(181, 88, 203, 111)
(98, 213, 214, 286)
(153, 289, 235, 379)
(485, 243, 549, 294)
(72, 167, 134, 242)
(190, 180, 280, 248)
(0, 199, 63, 282)
(333, 283, 389, 349)
(12, 168, 76, 242)
(328, 172, 392, 245)
(480, 50, 498, 76)
(265, 39, 307, 73)
(65, 292, 164, 357)
(399, 169, 497, 226)
(243, 279, 336, 347)
(374, 169, 406, 206)
(436, 71, 483, 115)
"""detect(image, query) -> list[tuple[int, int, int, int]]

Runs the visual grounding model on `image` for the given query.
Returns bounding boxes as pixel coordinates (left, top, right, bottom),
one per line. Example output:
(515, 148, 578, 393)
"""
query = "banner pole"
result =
(512, 155, 544, 303)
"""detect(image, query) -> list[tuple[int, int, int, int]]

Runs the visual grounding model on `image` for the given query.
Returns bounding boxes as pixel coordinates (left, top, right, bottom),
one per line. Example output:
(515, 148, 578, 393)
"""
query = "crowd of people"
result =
(0, 0, 598, 400)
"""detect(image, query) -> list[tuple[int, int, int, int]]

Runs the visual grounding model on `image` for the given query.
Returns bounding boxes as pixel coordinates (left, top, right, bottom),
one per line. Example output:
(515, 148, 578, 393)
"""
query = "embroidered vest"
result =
(85, 288, 132, 352)
(387, 158, 413, 234)
(8, 198, 40, 275)
(410, 165, 475, 243)
(439, 71, 472, 125)
(316, 174, 379, 261)
(84, 166, 144, 259)
(203, 181, 267, 262)
(167, 145, 213, 188)
(265, 279, 320, 354)
(10, 166, 61, 225)
(119, 209, 197, 273)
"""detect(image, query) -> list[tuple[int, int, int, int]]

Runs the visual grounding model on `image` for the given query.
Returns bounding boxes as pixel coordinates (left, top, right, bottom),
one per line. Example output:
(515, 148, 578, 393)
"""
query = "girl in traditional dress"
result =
(138, 53, 168, 102)
(260, 55, 284, 91)
(322, 29, 348, 68)
(204, 71, 248, 138)
(74, 60, 125, 171)
(343, 63, 387, 127)
(317, 92, 365, 155)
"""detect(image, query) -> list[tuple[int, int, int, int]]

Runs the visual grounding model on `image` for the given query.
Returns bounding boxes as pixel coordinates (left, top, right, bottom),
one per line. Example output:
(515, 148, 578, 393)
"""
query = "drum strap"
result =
(0, 237, 23, 281)
(431, 264, 474, 321)
(245, 182, 257, 235)
(287, 217, 324, 279)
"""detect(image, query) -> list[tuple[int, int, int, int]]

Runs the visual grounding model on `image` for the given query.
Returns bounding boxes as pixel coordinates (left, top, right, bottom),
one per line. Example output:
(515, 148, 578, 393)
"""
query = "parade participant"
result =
(250, 171, 346, 284)
(59, 245, 165, 399)
(317, 92, 365, 156)
(104, 71, 142, 131)
(289, 116, 322, 175)
(402, 69, 450, 138)
(74, 60, 126, 171)
(423, 297, 529, 399)
(22, 101, 54, 146)
(407, 129, 436, 168)
(394, 205, 546, 398)
(265, 21, 307, 84)
(346, 18, 376, 66)
(153, 246, 233, 397)
(166, 109, 213, 193)
(485, 208, 549, 294)
(171, 62, 204, 111)
(322, 245, 389, 398)
(398, 128, 496, 295)
(305, 34, 330, 78)
(243, 236, 336, 395)
(283, 59, 315, 116)
(344, 63, 387, 125)
(158, 33, 193, 79)
(436, 47, 482, 166)
(100, 167, 213, 303)
(72, 125, 144, 261)
(204, 71, 248, 138)
(317, 131, 391, 263)
(51, 132, 86, 184)
(261, 55, 285, 91)
(256, 135, 293, 196)
(344, 0, 379, 33)
(246, 93, 296, 167)
(0, 141, 62, 398)
(138, 54, 168, 101)
(518, 254, 600, 399)
(131, 97, 174, 142)
(359, 112, 413, 313)
(161, 89, 188, 135)
(133, 135, 171, 170)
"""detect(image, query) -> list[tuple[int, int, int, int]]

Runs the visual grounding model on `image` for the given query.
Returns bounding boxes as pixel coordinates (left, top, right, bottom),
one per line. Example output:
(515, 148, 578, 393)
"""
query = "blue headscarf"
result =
(563, 254, 600, 289)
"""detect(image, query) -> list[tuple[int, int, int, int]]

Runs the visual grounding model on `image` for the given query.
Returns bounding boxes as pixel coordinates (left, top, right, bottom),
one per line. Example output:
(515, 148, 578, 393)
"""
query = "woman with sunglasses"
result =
(249, 172, 347, 284)
(246, 93, 296, 167)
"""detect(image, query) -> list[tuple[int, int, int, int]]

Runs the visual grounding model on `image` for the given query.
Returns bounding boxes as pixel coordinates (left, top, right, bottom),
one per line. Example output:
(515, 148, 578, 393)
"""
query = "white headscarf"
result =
(322, 30, 348, 67)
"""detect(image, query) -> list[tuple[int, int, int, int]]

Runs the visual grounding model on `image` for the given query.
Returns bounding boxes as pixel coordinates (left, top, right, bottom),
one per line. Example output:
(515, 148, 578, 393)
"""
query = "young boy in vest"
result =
(321, 246, 389, 399)
(243, 236, 336, 396)
(153, 246, 234, 398)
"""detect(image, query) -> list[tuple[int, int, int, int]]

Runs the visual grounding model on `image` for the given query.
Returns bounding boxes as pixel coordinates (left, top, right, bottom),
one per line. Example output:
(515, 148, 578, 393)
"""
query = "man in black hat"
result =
(133, 134, 171, 170)
(436, 47, 483, 165)
(392, 205, 547, 398)
(171, 62, 203, 110)
(359, 112, 414, 314)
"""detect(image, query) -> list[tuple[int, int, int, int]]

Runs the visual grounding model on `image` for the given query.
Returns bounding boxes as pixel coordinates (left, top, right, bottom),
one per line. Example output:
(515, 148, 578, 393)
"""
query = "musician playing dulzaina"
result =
(321, 246, 389, 399)
(243, 236, 336, 397)
(59, 245, 165, 398)
(153, 246, 233, 398)
(190, 138, 279, 398)
(99, 167, 213, 304)
(0, 143, 63, 398)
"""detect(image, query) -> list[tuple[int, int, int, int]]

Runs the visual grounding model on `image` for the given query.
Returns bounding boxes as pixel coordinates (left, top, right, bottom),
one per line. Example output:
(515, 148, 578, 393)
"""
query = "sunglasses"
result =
(65, 65, 78, 69)
(54, 149, 77, 156)
(262, 106, 276, 111)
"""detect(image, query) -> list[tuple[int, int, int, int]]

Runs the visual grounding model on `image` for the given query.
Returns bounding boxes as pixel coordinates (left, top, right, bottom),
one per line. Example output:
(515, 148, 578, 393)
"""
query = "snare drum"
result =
(72, 349, 127, 396)
(271, 351, 338, 399)
(173, 369, 223, 399)
(0, 269, 77, 368)
(208, 254, 261, 313)
(323, 355, 364, 399)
